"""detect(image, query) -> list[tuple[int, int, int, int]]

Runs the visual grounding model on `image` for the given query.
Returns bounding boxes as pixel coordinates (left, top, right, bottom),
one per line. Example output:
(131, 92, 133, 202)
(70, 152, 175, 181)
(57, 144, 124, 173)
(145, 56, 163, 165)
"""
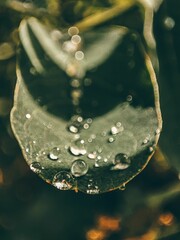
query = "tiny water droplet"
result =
(71, 159, 88, 177)
(69, 125, 78, 133)
(83, 123, 89, 129)
(108, 137, 115, 143)
(71, 35, 81, 45)
(71, 79, 80, 88)
(104, 158, 108, 163)
(149, 146, 155, 153)
(164, 17, 175, 30)
(48, 147, 61, 160)
(126, 95, 133, 102)
(25, 113, 31, 119)
(119, 184, 126, 191)
(75, 51, 84, 61)
(52, 171, 74, 190)
(68, 26, 79, 36)
(111, 153, 130, 170)
(87, 118, 92, 124)
(142, 137, 150, 145)
(94, 161, 100, 167)
(88, 152, 97, 159)
(101, 131, 107, 137)
(30, 162, 43, 174)
(69, 139, 87, 156)
(111, 126, 119, 135)
(87, 181, 100, 194)
(155, 128, 161, 135)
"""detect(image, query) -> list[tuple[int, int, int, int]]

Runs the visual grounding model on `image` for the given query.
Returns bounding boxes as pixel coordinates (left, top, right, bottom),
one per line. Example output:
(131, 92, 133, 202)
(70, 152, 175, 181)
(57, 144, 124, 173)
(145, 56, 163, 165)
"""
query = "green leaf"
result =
(11, 17, 162, 194)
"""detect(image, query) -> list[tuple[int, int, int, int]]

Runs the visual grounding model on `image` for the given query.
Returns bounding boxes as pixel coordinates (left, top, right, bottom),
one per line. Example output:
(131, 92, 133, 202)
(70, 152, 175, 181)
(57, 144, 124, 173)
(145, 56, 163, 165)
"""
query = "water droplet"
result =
(71, 159, 88, 177)
(149, 146, 155, 153)
(48, 147, 61, 160)
(68, 26, 79, 36)
(87, 118, 92, 124)
(83, 123, 89, 129)
(142, 136, 150, 145)
(94, 161, 100, 167)
(52, 171, 74, 190)
(155, 128, 161, 135)
(84, 78, 92, 86)
(108, 137, 115, 143)
(126, 95, 133, 102)
(111, 126, 119, 135)
(164, 17, 175, 30)
(111, 153, 131, 170)
(87, 180, 100, 194)
(71, 35, 81, 45)
(104, 158, 108, 163)
(25, 113, 31, 119)
(69, 125, 78, 133)
(119, 184, 126, 191)
(110, 123, 124, 135)
(88, 152, 97, 159)
(30, 162, 43, 174)
(75, 51, 84, 60)
(71, 79, 80, 88)
(69, 139, 87, 156)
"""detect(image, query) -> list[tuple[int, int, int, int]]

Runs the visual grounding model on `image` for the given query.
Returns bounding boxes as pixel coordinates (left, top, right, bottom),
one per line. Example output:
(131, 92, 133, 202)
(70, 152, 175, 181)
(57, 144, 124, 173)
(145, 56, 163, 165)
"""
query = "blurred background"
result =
(0, 0, 180, 239)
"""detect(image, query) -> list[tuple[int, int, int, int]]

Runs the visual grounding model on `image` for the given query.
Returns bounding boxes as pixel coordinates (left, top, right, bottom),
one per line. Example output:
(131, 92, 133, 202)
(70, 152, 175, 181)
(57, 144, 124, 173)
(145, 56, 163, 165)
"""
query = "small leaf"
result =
(11, 17, 162, 194)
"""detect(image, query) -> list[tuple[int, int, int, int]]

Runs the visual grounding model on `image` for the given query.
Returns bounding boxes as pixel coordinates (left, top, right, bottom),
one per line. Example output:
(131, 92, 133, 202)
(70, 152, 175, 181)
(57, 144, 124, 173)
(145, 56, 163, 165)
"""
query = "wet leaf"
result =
(11, 17, 162, 194)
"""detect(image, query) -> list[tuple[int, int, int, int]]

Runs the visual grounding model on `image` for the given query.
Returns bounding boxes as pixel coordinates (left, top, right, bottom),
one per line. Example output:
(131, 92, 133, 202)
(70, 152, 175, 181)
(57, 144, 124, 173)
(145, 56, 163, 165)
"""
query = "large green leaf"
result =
(11, 17, 162, 194)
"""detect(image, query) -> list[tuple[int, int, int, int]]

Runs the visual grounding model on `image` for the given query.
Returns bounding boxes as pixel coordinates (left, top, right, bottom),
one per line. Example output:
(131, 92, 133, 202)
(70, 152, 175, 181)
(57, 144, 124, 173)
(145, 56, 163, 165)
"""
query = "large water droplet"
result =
(48, 147, 61, 160)
(111, 153, 131, 170)
(71, 159, 88, 177)
(69, 139, 87, 156)
(52, 171, 74, 190)
(30, 162, 43, 174)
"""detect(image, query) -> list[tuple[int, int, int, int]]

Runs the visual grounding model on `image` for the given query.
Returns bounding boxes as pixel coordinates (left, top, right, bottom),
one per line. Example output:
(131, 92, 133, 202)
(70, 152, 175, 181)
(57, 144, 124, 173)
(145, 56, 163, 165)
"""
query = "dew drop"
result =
(88, 152, 97, 159)
(52, 171, 74, 190)
(111, 153, 131, 170)
(75, 51, 84, 60)
(48, 147, 61, 160)
(69, 139, 87, 156)
(83, 123, 89, 129)
(71, 35, 81, 45)
(71, 159, 88, 177)
(69, 125, 78, 133)
(111, 126, 119, 135)
(25, 113, 31, 119)
(30, 162, 43, 174)
(119, 184, 126, 191)
(155, 128, 161, 135)
(71, 79, 80, 88)
(142, 136, 150, 145)
(108, 137, 115, 143)
(87, 180, 100, 194)
(68, 26, 79, 36)
(126, 95, 133, 102)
